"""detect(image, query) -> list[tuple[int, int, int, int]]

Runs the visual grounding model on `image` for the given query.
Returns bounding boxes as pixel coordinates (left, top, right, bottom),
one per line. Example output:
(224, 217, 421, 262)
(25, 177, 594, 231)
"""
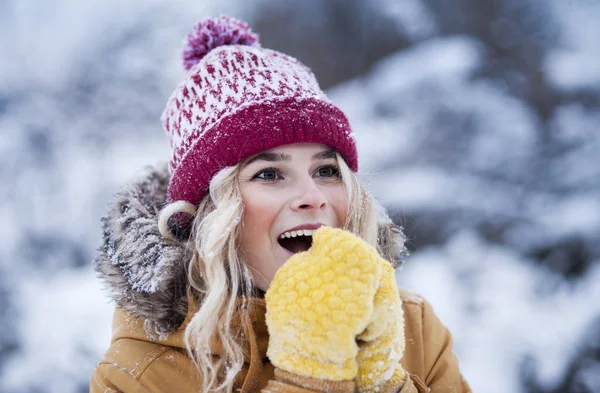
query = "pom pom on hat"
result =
(182, 15, 260, 71)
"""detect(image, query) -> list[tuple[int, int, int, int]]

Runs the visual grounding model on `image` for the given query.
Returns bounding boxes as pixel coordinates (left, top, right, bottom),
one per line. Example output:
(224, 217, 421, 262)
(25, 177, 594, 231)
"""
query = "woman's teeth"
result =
(279, 229, 317, 239)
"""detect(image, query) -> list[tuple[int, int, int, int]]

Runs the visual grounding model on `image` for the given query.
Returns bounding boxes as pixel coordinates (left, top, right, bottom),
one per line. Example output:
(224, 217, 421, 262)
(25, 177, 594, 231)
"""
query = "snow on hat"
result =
(161, 15, 358, 206)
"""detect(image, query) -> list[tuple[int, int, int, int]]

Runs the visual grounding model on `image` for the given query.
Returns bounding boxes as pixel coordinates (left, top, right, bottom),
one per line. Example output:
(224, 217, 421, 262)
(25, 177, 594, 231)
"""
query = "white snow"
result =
(545, 0, 600, 89)
(397, 231, 600, 392)
(374, 0, 438, 40)
(0, 0, 247, 92)
(0, 269, 114, 392)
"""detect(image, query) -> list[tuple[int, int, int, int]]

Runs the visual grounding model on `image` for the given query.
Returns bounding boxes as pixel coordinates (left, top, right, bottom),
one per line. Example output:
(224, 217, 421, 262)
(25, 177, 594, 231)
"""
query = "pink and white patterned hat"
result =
(162, 16, 358, 205)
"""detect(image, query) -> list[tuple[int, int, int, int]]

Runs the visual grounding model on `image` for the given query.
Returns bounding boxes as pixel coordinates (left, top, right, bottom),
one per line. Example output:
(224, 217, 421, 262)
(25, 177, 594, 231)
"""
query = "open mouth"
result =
(278, 229, 315, 254)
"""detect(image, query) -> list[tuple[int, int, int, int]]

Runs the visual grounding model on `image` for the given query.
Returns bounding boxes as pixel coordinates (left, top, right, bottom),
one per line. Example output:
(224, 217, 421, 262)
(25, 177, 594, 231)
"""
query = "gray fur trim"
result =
(378, 220, 408, 269)
(374, 197, 409, 268)
(94, 164, 190, 335)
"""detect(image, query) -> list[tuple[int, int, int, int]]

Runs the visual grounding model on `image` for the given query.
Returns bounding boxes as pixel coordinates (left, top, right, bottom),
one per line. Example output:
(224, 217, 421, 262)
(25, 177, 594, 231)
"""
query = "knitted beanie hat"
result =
(162, 16, 358, 206)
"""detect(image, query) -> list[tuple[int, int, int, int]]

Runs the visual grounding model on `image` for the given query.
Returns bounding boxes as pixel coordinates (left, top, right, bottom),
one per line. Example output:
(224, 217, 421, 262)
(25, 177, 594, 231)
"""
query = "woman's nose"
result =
(290, 177, 327, 211)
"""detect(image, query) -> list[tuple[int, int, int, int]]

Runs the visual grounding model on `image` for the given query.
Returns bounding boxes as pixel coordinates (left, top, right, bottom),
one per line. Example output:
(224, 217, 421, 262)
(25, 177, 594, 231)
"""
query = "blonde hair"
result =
(158, 153, 406, 393)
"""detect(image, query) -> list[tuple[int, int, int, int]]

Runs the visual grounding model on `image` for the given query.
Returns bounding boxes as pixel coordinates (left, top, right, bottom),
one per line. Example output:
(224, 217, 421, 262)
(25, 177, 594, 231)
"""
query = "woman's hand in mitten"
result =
(355, 258, 406, 393)
(265, 226, 385, 382)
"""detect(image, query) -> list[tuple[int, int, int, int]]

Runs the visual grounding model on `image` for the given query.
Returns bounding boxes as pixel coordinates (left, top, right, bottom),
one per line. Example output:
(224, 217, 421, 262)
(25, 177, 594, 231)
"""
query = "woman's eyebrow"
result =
(244, 152, 291, 166)
(312, 149, 336, 161)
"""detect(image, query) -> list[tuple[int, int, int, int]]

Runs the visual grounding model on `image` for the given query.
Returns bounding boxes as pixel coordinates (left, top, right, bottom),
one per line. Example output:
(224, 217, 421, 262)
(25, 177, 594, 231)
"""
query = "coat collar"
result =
(94, 164, 191, 336)
(110, 292, 270, 393)
(110, 292, 269, 361)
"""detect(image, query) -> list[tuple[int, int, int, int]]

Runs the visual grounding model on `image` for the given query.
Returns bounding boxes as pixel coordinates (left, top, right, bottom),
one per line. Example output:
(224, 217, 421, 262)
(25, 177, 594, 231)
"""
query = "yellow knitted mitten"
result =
(265, 227, 384, 381)
(355, 260, 406, 393)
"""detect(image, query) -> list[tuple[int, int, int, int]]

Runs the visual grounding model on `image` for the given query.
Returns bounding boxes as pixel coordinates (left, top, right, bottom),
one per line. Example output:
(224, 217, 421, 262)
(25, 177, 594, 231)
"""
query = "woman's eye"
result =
(316, 165, 340, 178)
(253, 168, 281, 181)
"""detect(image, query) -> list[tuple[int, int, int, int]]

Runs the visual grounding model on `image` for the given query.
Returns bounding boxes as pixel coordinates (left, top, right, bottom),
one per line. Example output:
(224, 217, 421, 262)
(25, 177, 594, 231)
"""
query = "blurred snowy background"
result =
(1, 0, 599, 392)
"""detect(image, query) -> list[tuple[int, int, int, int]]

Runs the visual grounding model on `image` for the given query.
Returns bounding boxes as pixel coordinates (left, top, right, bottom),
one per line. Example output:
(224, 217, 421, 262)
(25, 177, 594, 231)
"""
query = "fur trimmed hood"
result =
(94, 164, 407, 336)
(94, 164, 190, 336)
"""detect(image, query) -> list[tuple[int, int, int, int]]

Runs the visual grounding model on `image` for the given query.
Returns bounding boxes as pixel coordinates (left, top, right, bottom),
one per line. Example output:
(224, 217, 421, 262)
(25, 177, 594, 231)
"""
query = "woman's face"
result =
(238, 143, 348, 291)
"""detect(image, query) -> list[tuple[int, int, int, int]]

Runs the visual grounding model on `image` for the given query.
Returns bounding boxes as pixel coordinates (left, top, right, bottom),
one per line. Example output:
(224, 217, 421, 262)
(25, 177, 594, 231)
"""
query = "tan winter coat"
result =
(90, 165, 470, 393)
(91, 291, 470, 393)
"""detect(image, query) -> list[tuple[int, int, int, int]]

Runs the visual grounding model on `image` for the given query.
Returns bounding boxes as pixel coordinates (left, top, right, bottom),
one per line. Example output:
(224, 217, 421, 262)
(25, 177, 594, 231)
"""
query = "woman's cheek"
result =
(245, 189, 280, 227)
(329, 187, 349, 224)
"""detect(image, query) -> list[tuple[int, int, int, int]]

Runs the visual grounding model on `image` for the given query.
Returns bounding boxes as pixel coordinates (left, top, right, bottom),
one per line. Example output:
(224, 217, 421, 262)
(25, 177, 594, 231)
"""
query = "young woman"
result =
(90, 16, 471, 393)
